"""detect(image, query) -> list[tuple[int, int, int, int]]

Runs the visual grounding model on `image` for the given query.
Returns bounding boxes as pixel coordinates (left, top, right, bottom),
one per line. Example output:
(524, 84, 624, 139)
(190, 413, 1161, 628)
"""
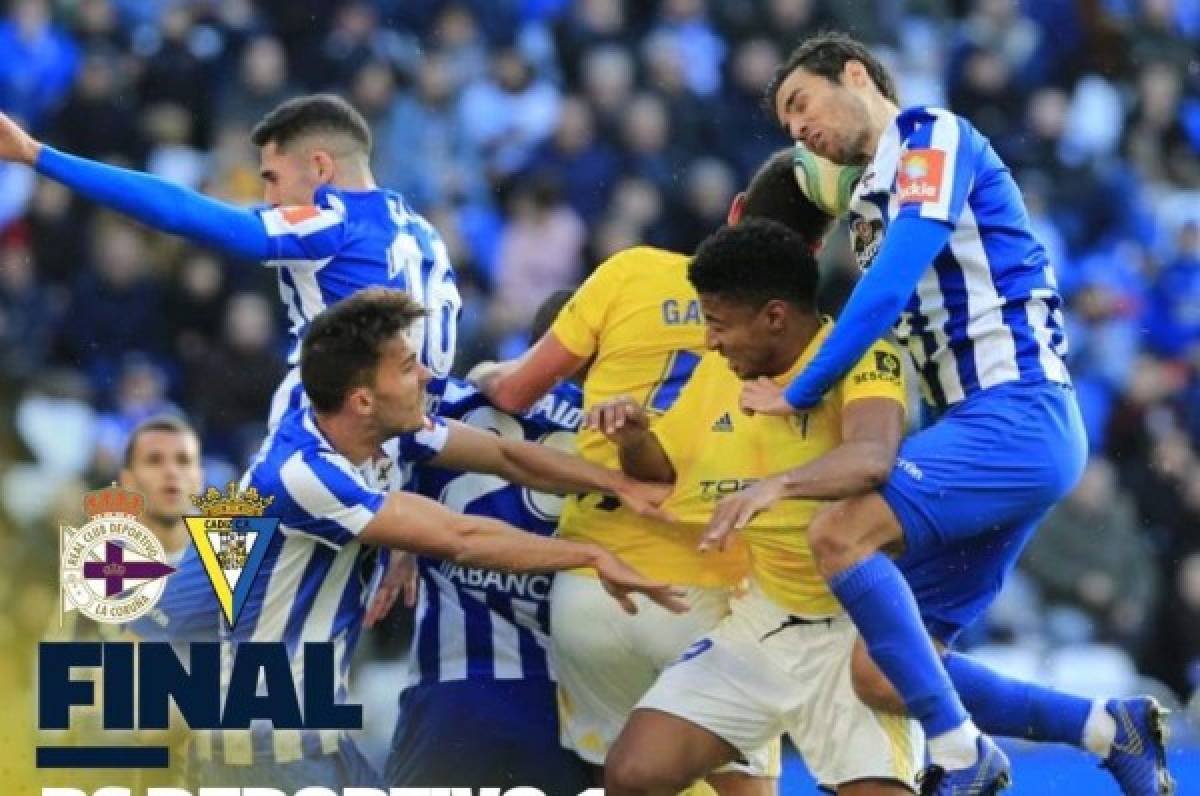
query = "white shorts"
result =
(551, 572, 778, 776)
(638, 584, 924, 792)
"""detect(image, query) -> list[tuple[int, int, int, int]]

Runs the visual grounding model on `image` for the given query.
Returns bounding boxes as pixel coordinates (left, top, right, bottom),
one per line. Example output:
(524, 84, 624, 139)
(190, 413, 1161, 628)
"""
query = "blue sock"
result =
(830, 553, 968, 736)
(944, 652, 1090, 746)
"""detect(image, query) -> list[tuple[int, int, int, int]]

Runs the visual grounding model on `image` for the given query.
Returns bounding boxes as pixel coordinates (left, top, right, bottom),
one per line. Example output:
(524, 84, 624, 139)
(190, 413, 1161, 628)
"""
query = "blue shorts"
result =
(188, 736, 380, 789)
(384, 679, 592, 791)
(881, 382, 1088, 644)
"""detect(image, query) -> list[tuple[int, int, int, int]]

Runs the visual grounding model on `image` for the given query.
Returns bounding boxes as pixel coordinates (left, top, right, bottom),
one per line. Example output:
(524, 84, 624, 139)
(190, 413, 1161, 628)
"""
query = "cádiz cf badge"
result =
(60, 484, 176, 624)
(184, 482, 280, 628)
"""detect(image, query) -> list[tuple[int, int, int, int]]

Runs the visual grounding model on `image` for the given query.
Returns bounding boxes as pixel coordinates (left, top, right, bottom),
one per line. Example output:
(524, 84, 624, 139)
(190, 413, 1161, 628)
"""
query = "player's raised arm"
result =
(0, 111, 273, 261)
(359, 490, 686, 615)
(429, 418, 674, 522)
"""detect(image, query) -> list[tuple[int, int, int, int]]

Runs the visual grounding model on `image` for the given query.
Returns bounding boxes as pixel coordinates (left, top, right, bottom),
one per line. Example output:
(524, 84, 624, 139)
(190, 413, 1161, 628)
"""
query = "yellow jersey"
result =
(549, 246, 749, 586)
(652, 321, 908, 615)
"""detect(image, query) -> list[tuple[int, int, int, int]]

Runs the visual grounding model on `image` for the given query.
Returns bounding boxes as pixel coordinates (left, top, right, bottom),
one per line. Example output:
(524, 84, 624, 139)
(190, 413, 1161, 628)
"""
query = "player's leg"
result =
(807, 493, 986, 776)
(605, 708, 745, 796)
(782, 610, 923, 796)
(609, 592, 787, 796)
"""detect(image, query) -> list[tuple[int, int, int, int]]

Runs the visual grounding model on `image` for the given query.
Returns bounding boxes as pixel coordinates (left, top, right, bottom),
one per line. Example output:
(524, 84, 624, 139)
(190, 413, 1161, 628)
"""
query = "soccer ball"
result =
(792, 144, 864, 218)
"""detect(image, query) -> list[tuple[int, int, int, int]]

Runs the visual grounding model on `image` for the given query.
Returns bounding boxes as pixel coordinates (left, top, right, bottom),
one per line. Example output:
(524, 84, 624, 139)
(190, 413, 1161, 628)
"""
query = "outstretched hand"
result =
(0, 113, 41, 166)
(593, 549, 689, 615)
(700, 477, 785, 551)
(364, 551, 418, 628)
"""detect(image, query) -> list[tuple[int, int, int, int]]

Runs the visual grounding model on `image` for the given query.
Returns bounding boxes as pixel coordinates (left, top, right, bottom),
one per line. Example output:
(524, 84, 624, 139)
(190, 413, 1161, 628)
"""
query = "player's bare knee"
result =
(604, 750, 689, 796)
(808, 503, 864, 576)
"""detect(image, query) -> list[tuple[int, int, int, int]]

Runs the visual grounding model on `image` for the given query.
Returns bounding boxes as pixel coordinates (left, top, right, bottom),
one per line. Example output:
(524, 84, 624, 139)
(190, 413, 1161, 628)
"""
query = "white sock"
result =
(928, 721, 982, 770)
(1083, 699, 1117, 758)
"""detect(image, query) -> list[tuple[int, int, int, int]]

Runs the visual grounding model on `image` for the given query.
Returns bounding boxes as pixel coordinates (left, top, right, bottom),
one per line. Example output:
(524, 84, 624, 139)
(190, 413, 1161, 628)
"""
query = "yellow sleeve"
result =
(549, 253, 629, 358)
(839, 338, 908, 409)
(649, 355, 712, 469)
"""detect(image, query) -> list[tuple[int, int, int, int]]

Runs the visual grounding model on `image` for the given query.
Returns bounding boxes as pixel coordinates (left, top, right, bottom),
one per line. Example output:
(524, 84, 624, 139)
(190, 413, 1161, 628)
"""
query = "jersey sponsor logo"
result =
(897, 149, 946, 205)
(184, 482, 280, 628)
(711, 411, 734, 432)
(280, 205, 321, 224)
(854, 350, 903, 385)
(699, 478, 759, 500)
(436, 559, 553, 600)
(59, 485, 175, 625)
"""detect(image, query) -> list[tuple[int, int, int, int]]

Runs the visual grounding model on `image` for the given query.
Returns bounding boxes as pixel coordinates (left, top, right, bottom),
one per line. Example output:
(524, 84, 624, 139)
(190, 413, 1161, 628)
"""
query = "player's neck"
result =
(769, 314, 824, 378)
(314, 410, 378, 466)
(331, 159, 377, 191)
(862, 98, 901, 160)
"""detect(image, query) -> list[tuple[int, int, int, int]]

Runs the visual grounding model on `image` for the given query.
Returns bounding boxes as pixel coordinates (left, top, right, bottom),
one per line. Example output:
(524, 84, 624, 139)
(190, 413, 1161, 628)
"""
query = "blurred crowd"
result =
(0, 0, 1198, 724)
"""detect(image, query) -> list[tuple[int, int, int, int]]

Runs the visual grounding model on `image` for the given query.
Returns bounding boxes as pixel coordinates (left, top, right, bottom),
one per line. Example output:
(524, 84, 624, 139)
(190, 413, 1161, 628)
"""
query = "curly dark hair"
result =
(301, 288, 426, 412)
(766, 31, 899, 111)
(251, 93, 372, 153)
(742, 148, 833, 248)
(688, 218, 819, 311)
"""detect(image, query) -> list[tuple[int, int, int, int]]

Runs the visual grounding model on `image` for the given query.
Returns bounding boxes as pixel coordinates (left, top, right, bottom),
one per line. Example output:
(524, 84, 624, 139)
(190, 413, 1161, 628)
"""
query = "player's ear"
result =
(762, 299, 789, 331)
(311, 149, 337, 183)
(844, 60, 868, 90)
(727, 192, 747, 225)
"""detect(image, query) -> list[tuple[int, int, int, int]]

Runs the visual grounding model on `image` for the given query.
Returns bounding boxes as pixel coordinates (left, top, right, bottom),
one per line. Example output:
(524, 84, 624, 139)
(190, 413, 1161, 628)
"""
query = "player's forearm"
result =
(453, 515, 602, 573)
(495, 436, 627, 495)
(615, 432, 676, 484)
(783, 215, 951, 409)
(35, 146, 271, 260)
(777, 441, 895, 499)
(474, 360, 536, 414)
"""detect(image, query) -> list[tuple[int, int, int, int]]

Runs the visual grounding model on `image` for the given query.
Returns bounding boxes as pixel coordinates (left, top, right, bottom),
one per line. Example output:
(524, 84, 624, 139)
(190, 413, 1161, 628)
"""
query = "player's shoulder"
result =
(437, 378, 485, 420)
(895, 106, 983, 147)
(596, 245, 687, 278)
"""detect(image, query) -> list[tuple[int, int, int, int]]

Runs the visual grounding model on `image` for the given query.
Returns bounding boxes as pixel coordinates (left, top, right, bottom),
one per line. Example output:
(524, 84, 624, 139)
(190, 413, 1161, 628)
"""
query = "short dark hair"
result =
(123, 415, 199, 468)
(688, 219, 819, 311)
(767, 31, 899, 109)
(251, 93, 372, 153)
(530, 289, 574, 343)
(741, 148, 834, 248)
(301, 288, 426, 412)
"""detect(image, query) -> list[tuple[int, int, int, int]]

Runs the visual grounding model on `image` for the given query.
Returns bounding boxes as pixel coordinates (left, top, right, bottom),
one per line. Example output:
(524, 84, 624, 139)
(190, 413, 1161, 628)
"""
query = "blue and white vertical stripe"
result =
(188, 405, 446, 765)
(848, 106, 1070, 410)
(409, 379, 582, 685)
(258, 184, 461, 413)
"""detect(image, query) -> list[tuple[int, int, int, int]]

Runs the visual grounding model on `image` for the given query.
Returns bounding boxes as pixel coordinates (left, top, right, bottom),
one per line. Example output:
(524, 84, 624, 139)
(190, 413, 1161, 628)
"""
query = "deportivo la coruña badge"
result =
(59, 484, 176, 624)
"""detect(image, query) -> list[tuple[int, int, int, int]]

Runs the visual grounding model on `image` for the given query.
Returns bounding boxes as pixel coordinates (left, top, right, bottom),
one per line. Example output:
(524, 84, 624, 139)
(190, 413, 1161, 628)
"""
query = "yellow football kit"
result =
(652, 321, 909, 616)
(550, 246, 749, 586)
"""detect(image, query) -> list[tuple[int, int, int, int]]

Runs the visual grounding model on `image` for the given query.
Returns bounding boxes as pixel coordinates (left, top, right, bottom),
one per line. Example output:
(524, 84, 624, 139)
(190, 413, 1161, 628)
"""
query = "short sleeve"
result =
(894, 110, 975, 225)
(549, 253, 628, 358)
(257, 203, 347, 266)
(276, 449, 386, 547)
(839, 339, 909, 410)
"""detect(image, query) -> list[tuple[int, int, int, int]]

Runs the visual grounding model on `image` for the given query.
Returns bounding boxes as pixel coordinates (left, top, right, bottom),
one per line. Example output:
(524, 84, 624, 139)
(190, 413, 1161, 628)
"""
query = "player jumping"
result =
(0, 96, 460, 427)
(733, 32, 1172, 796)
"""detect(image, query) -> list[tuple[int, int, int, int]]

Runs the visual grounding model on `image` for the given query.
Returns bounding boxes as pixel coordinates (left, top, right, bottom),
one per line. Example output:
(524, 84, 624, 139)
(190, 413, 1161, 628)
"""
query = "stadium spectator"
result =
(0, 0, 78, 131)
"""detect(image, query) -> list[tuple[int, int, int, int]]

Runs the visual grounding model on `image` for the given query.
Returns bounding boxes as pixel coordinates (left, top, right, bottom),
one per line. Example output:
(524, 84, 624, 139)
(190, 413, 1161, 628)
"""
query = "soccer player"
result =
(734, 32, 1170, 795)
(594, 219, 921, 796)
(471, 149, 832, 795)
(140, 288, 685, 790)
(0, 96, 460, 426)
(382, 290, 591, 792)
(119, 415, 205, 567)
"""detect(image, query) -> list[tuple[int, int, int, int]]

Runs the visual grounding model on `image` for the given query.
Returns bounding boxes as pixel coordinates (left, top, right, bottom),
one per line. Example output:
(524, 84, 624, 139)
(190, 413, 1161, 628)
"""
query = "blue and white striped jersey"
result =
(156, 405, 447, 765)
(259, 184, 461, 417)
(409, 378, 583, 685)
(847, 106, 1070, 410)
